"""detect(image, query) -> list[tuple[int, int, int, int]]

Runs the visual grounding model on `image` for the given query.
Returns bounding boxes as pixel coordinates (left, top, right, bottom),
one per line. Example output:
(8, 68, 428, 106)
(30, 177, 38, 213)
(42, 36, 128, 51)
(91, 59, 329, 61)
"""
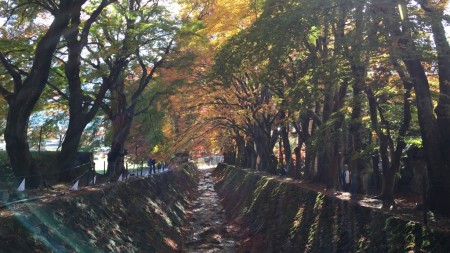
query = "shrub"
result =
(0, 151, 14, 186)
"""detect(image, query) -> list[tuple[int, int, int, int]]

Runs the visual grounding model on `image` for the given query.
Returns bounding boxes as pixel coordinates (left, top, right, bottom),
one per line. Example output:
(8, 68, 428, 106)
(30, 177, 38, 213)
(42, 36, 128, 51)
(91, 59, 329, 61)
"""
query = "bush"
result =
(0, 151, 93, 186)
(31, 151, 60, 183)
(0, 151, 14, 186)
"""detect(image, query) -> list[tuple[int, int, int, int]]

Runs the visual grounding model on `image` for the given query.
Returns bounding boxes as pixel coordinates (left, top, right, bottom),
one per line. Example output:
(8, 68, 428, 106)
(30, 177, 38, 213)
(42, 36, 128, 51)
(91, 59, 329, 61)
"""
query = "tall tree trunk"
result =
(280, 111, 293, 174)
(349, 66, 366, 193)
(223, 138, 237, 165)
(303, 102, 321, 180)
(253, 126, 277, 173)
(245, 139, 255, 169)
(106, 80, 134, 179)
(316, 83, 335, 185)
(385, 88, 412, 202)
(419, 0, 450, 215)
(293, 144, 301, 178)
(402, 58, 446, 213)
(327, 80, 349, 189)
(58, 4, 90, 180)
(4, 110, 39, 187)
(57, 0, 113, 179)
(235, 132, 246, 167)
(290, 121, 302, 178)
(419, 1, 450, 149)
(105, 49, 169, 178)
(343, 0, 367, 193)
(382, 0, 450, 215)
(365, 86, 393, 205)
(377, 57, 414, 206)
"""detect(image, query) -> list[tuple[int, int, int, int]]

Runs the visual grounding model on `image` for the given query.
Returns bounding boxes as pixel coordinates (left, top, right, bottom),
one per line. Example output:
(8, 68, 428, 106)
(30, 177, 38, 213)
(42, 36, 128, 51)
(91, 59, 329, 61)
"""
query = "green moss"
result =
(421, 227, 431, 249)
(405, 221, 417, 251)
(245, 177, 271, 215)
(214, 164, 450, 253)
(314, 192, 324, 210)
(290, 206, 306, 239)
(306, 209, 320, 250)
(0, 163, 199, 252)
(356, 235, 370, 252)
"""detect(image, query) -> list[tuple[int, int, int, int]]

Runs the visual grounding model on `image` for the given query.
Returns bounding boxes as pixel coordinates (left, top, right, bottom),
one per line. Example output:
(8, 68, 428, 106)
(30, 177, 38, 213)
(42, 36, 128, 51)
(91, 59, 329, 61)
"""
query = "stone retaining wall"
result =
(214, 164, 450, 252)
(0, 164, 198, 252)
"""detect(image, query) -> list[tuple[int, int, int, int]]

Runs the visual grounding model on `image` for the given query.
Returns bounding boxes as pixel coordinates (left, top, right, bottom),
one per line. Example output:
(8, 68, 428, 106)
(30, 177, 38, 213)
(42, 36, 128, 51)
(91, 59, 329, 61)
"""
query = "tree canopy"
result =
(1, 0, 450, 216)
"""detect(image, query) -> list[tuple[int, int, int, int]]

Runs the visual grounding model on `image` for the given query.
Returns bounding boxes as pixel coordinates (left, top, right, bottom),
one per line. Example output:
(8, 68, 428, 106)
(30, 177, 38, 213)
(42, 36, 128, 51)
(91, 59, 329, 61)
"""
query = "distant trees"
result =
(181, 0, 450, 216)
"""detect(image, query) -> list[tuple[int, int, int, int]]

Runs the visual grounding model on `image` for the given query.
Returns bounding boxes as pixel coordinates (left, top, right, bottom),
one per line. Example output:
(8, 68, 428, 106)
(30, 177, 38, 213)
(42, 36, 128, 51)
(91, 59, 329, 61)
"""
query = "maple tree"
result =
(179, 0, 450, 216)
(0, 0, 449, 217)
(55, 0, 116, 180)
(0, 0, 90, 187)
(378, 0, 450, 215)
(90, 1, 176, 179)
(144, 0, 261, 161)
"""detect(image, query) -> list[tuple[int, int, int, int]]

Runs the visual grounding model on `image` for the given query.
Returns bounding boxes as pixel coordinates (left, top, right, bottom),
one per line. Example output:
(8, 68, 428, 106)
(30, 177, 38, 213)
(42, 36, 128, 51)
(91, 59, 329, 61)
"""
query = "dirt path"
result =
(182, 167, 239, 252)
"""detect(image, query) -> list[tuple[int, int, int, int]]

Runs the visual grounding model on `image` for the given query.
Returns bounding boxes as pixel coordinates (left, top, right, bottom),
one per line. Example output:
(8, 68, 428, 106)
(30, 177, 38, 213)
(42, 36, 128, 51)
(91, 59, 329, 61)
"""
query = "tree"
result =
(0, 0, 88, 187)
(376, 0, 450, 216)
(56, 0, 115, 180)
(418, 0, 450, 214)
(150, 0, 262, 162)
(94, 1, 176, 179)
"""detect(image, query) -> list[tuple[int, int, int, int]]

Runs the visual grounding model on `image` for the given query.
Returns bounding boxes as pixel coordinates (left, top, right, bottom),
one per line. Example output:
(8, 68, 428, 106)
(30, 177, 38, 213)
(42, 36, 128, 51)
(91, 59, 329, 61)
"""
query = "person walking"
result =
(343, 164, 351, 192)
(152, 158, 157, 174)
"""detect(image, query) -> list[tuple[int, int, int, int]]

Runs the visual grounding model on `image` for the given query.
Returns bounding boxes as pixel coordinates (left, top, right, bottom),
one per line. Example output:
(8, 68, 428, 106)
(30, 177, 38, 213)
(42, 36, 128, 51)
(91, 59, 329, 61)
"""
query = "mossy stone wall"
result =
(0, 164, 199, 252)
(214, 164, 450, 253)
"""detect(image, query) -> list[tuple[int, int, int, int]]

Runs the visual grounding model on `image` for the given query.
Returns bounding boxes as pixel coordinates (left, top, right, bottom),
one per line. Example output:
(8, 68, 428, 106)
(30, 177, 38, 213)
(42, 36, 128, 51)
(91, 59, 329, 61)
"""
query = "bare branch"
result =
(47, 80, 69, 100)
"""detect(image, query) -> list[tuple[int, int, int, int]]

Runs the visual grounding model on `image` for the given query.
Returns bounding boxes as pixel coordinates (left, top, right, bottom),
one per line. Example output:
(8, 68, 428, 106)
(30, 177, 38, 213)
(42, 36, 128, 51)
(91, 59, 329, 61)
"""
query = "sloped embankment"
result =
(213, 164, 450, 252)
(0, 164, 198, 252)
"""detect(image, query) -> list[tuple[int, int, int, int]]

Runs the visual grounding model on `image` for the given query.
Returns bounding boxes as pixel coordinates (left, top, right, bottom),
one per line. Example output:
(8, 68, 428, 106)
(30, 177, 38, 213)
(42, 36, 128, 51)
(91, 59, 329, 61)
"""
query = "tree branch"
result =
(47, 80, 69, 100)
(0, 51, 23, 91)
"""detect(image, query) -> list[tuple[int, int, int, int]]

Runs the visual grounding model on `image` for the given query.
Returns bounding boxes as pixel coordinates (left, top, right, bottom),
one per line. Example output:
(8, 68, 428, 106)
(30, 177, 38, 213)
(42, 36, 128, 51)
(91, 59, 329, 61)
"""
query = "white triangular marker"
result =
(70, 180, 79, 191)
(17, 178, 25, 191)
(90, 176, 97, 185)
(117, 174, 123, 182)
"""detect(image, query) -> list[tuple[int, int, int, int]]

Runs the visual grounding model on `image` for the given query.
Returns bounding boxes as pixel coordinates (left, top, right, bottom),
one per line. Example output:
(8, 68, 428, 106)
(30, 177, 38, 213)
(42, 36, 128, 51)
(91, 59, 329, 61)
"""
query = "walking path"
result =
(183, 166, 240, 252)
